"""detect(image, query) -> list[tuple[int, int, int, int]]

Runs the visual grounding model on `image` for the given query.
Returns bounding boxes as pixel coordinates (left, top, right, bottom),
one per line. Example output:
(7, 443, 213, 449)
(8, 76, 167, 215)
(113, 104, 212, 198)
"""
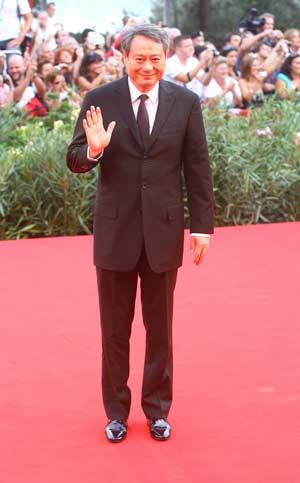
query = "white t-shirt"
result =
(164, 54, 205, 99)
(0, 0, 31, 41)
(204, 76, 241, 107)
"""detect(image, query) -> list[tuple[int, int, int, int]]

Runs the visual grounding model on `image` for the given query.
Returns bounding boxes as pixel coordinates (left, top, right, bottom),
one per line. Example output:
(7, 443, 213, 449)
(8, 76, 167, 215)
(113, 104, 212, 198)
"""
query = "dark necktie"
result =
(137, 94, 150, 149)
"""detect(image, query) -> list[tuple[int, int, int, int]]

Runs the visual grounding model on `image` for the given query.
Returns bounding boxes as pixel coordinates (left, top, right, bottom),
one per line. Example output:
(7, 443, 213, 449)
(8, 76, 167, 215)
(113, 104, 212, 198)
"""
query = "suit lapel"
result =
(147, 80, 177, 151)
(112, 76, 143, 149)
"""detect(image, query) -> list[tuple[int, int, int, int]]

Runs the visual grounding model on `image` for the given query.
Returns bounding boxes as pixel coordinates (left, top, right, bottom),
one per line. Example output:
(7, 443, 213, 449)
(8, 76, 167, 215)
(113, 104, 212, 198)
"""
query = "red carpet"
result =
(1, 223, 300, 483)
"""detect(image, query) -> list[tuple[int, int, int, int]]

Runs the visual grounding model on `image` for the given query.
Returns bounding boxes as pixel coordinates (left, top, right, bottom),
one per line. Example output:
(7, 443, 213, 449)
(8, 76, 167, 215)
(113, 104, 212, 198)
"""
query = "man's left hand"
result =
(190, 235, 210, 265)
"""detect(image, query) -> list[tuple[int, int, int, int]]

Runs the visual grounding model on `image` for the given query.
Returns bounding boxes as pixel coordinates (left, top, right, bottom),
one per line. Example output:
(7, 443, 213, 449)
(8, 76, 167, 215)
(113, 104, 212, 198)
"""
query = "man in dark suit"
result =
(67, 24, 214, 442)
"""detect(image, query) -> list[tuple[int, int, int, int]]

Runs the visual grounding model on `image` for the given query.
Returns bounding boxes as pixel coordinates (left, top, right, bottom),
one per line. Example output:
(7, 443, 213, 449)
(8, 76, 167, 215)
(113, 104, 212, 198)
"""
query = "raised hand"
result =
(83, 105, 116, 157)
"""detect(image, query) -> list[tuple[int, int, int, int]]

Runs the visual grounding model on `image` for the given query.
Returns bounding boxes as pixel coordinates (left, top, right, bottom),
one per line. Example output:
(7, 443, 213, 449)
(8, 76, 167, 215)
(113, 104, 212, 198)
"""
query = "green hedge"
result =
(1, 97, 300, 239)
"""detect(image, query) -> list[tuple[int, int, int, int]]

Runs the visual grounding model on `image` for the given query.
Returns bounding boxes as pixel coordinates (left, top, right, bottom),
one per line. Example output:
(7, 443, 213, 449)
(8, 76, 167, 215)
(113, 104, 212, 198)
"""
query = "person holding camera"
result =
(163, 35, 211, 99)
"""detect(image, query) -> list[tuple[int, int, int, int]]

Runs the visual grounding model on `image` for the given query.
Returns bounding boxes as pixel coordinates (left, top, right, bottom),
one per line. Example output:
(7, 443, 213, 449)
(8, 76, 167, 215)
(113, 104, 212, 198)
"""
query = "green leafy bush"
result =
(0, 97, 300, 239)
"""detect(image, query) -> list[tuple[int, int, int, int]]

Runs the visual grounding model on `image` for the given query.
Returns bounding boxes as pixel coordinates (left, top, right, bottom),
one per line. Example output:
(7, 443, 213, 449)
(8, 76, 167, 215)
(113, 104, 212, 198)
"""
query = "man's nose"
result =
(142, 60, 153, 70)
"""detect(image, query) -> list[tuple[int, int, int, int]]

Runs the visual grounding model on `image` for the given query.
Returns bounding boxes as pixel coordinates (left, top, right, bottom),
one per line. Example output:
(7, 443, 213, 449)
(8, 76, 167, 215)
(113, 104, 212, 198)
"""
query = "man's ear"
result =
(123, 54, 128, 67)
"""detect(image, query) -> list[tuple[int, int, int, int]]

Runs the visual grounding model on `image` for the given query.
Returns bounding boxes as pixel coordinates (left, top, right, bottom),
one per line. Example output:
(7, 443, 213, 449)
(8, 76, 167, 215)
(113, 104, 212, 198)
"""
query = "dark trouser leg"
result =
(138, 247, 178, 419)
(96, 267, 138, 420)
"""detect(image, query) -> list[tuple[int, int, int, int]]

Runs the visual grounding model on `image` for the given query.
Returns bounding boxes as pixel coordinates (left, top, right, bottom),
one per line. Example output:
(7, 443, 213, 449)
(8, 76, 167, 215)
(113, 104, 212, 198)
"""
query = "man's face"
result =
(123, 35, 166, 92)
(192, 35, 204, 46)
(177, 38, 194, 59)
(40, 45, 55, 63)
(47, 4, 56, 17)
(263, 16, 274, 30)
(8, 56, 25, 81)
(230, 34, 241, 47)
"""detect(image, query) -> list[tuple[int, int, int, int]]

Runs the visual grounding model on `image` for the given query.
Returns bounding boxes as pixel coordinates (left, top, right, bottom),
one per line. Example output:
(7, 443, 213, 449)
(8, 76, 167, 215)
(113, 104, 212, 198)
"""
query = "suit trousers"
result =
(96, 244, 178, 421)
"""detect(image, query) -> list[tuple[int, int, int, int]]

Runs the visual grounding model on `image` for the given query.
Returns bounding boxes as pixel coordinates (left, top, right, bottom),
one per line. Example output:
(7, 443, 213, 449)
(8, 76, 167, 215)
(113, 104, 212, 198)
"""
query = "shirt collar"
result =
(128, 77, 159, 104)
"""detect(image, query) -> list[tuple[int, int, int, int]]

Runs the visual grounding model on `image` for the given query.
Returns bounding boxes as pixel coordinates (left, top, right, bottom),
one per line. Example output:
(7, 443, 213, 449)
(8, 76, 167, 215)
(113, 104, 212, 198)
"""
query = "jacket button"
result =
(142, 183, 147, 189)
(143, 154, 148, 159)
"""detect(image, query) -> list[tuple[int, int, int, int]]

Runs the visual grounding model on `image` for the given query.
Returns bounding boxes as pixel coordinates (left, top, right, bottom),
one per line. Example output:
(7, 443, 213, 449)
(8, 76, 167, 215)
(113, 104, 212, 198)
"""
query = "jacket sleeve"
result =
(182, 97, 214, 234)
(66, 91, 100, 173)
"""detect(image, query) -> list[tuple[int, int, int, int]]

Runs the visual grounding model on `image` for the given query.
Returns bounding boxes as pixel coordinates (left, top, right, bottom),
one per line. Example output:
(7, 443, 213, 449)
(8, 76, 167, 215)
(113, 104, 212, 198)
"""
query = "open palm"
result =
(83, 105, 116, 157)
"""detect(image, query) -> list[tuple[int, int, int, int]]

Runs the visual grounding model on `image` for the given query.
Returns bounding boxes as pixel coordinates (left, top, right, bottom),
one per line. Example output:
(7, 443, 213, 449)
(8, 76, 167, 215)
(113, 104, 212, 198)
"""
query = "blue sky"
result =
(55, 0, 152, 33)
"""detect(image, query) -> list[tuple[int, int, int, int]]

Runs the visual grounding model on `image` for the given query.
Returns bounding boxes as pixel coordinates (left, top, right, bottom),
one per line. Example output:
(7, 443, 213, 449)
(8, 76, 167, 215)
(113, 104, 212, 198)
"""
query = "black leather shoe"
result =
(148, 418, 171, 441)
(105, 419, 127, 442)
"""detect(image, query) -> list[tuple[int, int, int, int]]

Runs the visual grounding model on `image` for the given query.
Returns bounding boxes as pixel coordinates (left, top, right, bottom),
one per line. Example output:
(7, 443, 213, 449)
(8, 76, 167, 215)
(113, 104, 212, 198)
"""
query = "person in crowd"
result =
(37, 43, 55, 64)
(163, 27, 181, 57)
(237, 12, 284, 66)
(54, 47, 74, 83)
(37, 59, 54, 82)
(164, 35, 211, 99)
(54, 47, 73, 67)
(239, 53, 265, 107)
(83, 30, 106, 55)
(0, 50, 6, 75)
(8, 54, 46, 108)
(0, 73, 13, 108)
(223, 32, 241, 49)
(32, 11, 56, 50)
(204, 56, 242, 108)
(77, 51, 106, 96)
(62, 36, 79, 55)
(275, 54, 300, 99)
(45, 68, 81, 108)
(284, 29, 300, 55)
(104, 49, 124, 81)
(46, 2, 62, 32)
(221, 45, 240, 80)
(0, 0, 32, 52)
(191, 31, 205, 47)
(54, 29, 69, 48)
(72, 46, 85, 82)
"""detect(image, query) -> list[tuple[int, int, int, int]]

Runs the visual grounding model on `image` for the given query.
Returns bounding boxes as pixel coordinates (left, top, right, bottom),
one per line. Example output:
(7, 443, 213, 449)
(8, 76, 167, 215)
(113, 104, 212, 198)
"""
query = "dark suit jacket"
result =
(66, 76, 214, 273)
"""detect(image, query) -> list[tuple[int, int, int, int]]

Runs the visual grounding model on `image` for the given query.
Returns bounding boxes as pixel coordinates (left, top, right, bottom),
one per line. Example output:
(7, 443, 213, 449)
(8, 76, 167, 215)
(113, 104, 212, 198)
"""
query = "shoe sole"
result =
(150, 432, 170, 441)
(106, 432, 127, 443)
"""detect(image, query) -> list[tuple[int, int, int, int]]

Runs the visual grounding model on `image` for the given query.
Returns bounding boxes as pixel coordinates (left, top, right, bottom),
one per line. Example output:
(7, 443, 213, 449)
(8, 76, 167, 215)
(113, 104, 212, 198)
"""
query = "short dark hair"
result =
(173, 35, 191, 50)
(121, 24, 169, 56)
(221, 45, 238, 57)
(190, 31, 204, 39)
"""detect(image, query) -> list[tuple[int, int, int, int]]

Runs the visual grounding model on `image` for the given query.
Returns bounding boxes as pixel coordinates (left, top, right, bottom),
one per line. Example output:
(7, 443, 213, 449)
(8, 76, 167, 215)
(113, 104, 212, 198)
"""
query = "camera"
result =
(239, 8, 265, 35)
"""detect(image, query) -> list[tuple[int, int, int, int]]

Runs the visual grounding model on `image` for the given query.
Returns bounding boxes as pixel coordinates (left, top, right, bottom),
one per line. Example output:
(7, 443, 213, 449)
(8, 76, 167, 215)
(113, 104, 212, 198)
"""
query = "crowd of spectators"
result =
(1, 2, 300, 114)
